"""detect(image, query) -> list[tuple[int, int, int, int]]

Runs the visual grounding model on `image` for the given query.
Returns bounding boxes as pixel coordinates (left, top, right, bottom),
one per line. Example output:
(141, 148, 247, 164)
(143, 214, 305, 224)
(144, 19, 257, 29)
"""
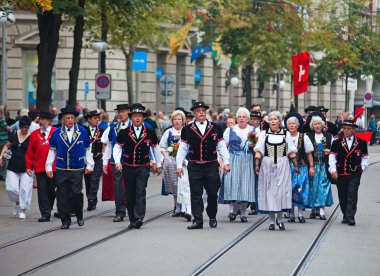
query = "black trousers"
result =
(112, 163, 126, 217)
(188, 161, 221, 224)
(84, 159, 102, 205)
(123, 166, 150, 222)
(336, 174, 361, 221)
(56, 169, 84, 225)
(36, 172, 56, 219)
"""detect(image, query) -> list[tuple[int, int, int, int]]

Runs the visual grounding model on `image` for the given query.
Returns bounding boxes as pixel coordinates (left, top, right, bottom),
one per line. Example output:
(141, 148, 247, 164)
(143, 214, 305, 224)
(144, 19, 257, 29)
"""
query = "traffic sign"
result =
(364, 91, 373, 108)
(132, 51, 147, 70)
(95, 73, 112, 100)
(160, 90, 173, 97)
(84, 81, 89, 95)
(160, 74, 175, 90)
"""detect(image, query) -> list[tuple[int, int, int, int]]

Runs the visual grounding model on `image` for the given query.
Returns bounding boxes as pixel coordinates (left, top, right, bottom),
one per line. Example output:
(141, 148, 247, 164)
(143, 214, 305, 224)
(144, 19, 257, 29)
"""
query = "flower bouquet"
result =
(166, 141, 179, 157)
(247, 131, 258, 146)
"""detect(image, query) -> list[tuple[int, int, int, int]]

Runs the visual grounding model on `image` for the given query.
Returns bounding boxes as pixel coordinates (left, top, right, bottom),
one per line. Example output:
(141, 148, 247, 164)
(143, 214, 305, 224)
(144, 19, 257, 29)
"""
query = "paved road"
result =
(0, 146, 379, 276)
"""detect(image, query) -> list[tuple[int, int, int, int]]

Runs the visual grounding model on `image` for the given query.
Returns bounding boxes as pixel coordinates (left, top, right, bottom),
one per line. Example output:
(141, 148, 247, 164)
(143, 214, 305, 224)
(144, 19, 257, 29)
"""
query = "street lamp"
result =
(225, 68, 239, 90)
(91, 40, 107, 108)
(1, 9, 16, 108)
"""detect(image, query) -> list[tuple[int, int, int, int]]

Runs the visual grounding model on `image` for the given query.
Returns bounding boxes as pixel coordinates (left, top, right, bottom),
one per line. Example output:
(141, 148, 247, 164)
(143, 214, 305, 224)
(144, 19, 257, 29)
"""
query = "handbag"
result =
(3, 149, 12, 160)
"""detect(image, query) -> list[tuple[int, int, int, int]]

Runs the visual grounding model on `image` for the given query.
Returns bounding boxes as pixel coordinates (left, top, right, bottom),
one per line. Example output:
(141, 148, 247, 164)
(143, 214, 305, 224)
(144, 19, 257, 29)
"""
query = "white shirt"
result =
(101, 120, 129, 165)
(133, 125, 142, 138)
(254, 129, 297, 156)
(288, 133, 314, 153)
(89, 126, 97, 138)
(65, 126, 74, 143)
(195, 120, 207, 135)
(223, 125, 259, 147)
(41, 126, 52, 138)
(159, 127, 182, 153)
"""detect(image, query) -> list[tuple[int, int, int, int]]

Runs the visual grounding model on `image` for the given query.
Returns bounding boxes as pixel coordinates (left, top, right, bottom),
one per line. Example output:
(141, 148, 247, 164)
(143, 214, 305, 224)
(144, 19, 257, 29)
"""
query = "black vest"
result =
(295, 132, 308, 166)
(116, 125, 158, 167)
(330, 136, 368, 176)
(181, 121, 223, 163)
(86, 125, 104, 161)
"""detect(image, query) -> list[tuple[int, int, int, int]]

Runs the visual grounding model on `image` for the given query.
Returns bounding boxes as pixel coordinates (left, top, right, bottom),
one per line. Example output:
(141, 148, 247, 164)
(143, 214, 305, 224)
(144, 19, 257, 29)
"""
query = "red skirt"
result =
(102, 161, 115, 201)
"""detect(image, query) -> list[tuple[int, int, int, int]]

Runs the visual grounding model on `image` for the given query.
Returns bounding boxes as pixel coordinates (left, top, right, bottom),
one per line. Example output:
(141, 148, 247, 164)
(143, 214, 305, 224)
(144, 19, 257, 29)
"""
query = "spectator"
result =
(99, 111, 110, 131)
(0, 106, 11, 180)
(144, 109, 158, 131)
(368, 114, 377, 146)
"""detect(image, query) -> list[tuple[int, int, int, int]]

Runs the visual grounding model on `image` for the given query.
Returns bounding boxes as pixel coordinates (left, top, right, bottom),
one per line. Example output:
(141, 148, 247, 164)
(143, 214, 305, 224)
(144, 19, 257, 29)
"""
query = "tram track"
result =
(0, 193, 161, 251)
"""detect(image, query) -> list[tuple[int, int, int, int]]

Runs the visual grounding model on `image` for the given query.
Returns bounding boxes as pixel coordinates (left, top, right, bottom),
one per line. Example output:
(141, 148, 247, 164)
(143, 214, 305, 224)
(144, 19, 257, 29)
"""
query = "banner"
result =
(167, 21, 193, 62)
(292, 51, 310, 96)
(191, 43, 212, 63)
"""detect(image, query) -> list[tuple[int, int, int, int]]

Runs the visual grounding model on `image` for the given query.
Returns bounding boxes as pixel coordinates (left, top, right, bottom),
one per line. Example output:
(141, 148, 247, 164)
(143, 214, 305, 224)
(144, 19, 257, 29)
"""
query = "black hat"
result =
(190, 101, 209, 111)
(19, 116, 32, 127)
(128, 103, 146, 117)
(60, 106, 79, 117)
(306, 111, 326, 128)
(318, 106, 329, 113)
(85, 110, 101, 119)
(250, 111, 262, 119)
(38, 111, 54, 119)
(304, 105, 317, 113)
(185, 111, 194, 118)
(114, 104, 131, 111)
(285, 112, 304, 130)
(175, 107, 186, 113)
(341, 119, 358, 128)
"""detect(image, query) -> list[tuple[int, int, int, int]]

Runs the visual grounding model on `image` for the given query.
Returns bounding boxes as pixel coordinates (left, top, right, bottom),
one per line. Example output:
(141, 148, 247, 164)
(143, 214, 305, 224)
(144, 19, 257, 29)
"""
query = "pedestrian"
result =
(222, 107, 258, 223)
(0, 106, 10, 181)
(368, 114, 377, 146)
(46, 106, 94, 229)
(254, 111, 298, 230)
(84, 110, 104, 211)
(306, 114, 334, 220)
(113, 103, 162, 229)
(101, 104, 131, 222)
(159, 109, 191, 221)
(25, 111, 57, 222)
(0, 116, 33, 219)
(176, 101, 230, 230)
(329, 120, 369, 226)
(250, 104, 269, 131)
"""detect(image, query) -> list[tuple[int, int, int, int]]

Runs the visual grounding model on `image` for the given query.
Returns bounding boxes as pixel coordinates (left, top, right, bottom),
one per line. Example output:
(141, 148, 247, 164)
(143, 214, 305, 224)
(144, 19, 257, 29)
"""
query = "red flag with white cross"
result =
(292, 51, 310, 96)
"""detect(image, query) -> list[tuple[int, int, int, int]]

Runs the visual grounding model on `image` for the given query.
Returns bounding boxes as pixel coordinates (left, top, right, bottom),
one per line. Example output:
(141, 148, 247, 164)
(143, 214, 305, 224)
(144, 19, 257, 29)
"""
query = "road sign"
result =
(84, 81, 89, 95)
(194, 69, 202, 83)
(160, 74, 175, 90)
(364, 91, 373, 108)
(160, 90, 173, 97)
(95, 73, 111, 100)
(132, 51, 147, 70)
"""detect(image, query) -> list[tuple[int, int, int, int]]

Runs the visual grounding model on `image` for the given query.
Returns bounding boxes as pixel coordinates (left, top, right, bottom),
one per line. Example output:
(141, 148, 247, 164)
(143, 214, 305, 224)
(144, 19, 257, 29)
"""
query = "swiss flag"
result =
(292, 52, 310, 96)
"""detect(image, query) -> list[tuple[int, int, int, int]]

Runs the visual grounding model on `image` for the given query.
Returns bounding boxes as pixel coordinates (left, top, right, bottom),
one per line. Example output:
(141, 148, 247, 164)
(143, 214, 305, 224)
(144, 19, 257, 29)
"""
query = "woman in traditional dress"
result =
(222, 108, 258, 223)
(285, 113, 315, 223)
(159, 110, 191, 221)
(306, 115, 333, 220)
(254, 111, 298, 230)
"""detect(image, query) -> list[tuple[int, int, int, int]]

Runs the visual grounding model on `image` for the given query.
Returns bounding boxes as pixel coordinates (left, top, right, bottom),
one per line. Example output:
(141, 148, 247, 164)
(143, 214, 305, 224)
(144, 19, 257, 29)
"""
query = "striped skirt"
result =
(162, 155, 178, 195)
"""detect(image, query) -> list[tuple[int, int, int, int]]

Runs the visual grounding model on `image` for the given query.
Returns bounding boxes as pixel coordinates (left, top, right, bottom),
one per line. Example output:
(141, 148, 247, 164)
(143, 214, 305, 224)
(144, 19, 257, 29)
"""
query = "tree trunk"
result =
(68, 0, 85, 107)
(100, 0, 107, 110)
(122, 46, 135, 104)
(36, 12, 62, 112)
(243, 65, 252, 109)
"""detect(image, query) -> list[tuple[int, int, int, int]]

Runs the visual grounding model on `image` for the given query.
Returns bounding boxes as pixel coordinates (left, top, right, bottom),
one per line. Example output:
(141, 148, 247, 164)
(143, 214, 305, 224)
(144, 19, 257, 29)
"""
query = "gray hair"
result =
(310, 116, 325, 130)
(171, 110, 185, 123)
(268, 111, 282, 122)
(236, 107, 250, 118)
(286, 116, 300, 128)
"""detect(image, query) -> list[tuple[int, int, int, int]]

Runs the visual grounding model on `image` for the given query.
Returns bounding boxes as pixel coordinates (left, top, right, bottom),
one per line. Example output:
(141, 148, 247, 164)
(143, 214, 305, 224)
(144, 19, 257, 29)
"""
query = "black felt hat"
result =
(175, 107, 186, 113)
(190, 101, 209, 111)
(285, 112, 304, 130)
(114, 104, 131, 111)
(128, 103, 146, 117)
(306, 111, 326, 128)
(250, 111, 262, 119)
(60, 106, 79, 117)
(38, 111, 54, 119)
(304, 105, 318, 114)
(318, 105, 329, 113)
(185, 111, 194, 118)
(341, 119, 358, 128)
(85, 110, 101, 119)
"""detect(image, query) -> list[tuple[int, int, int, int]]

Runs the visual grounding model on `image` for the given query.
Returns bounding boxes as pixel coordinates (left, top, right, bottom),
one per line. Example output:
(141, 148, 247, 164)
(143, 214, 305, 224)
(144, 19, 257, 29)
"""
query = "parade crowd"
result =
(0, 101, 371, 230)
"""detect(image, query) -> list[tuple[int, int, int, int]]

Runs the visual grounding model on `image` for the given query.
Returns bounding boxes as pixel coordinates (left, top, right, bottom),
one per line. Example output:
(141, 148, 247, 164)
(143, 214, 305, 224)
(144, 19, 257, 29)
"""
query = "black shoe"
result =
(54, 212, 61, 218)
(347, 219, 356, 226)
(248, 210, 257, 215)
(276, 220, 285, 230)
(209, 218, 217, 228)
(319, 215, 326, 220)
(241, 216, 248, 223)
(38, 217, 50, 222)
(316, 210, 321, 218)
(128, 222, 135, 229)
(113, 216, 124, 222)
(184, 213, 192, 222)
(228, 213, 236, 221)
(288, 215, 295, 223)
(87, 205, 96, 211)
(341, 218, 348, 224)
(310, 212, 316, 219)
(187, 222, 203, 230)
(269, 224, 275, 230)
(298, 216, 306, 223)
(172, 212, 181, 217)
(283, 212, 290, 219)
(180, 212, 185, 217)
(61, 224, 70, 230)
(134, 219, 143, 229)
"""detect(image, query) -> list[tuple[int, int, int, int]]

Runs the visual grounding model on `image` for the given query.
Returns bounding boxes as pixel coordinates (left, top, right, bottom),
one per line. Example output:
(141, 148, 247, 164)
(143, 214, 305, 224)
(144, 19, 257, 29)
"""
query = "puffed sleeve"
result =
(223, 127, 231, 147)
(303, 134, 314, 153)
(159, 129, 170, 150)
(286, 132, 297, 154)
(254, 130, 266, 155)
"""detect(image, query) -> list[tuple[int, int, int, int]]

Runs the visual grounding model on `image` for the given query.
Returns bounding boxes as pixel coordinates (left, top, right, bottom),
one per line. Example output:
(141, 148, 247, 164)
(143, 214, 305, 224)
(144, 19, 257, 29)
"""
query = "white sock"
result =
(185, 204, 192, 215)
(277, 212, 283, 223)
(268, 212, 275, 224)
(319, 207, 325, 216)
(298, 206, 304, 217)
(229, 203, 234, 213)
(232, 203, 239, 214)
(290, 206, 295, 216)
(181, 204, 186, 213)
(175, 203, 181, 213)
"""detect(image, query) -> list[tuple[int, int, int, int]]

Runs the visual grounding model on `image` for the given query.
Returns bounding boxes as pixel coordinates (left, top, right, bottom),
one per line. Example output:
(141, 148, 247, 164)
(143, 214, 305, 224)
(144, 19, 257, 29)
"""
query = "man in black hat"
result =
(250, 104, 269, 131)
(113, 103, 162, 229)
(318, 106, 338, 136)
(301, 106, 318, 133)
(185, 111, 194, 125)
(101, 103, 131, 222)
(249, 111, 262, 129)
(26, 111, 57, 222)
(46, 106, 94, 229)
(84, 110, 104, 211)
(176, 101, 230, 230)
(329, 120, 369, 226)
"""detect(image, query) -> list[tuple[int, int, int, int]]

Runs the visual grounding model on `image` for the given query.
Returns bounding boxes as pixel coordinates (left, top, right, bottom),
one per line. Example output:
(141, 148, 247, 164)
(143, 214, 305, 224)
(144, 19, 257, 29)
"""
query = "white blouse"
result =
(254, 129, 297, 156)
